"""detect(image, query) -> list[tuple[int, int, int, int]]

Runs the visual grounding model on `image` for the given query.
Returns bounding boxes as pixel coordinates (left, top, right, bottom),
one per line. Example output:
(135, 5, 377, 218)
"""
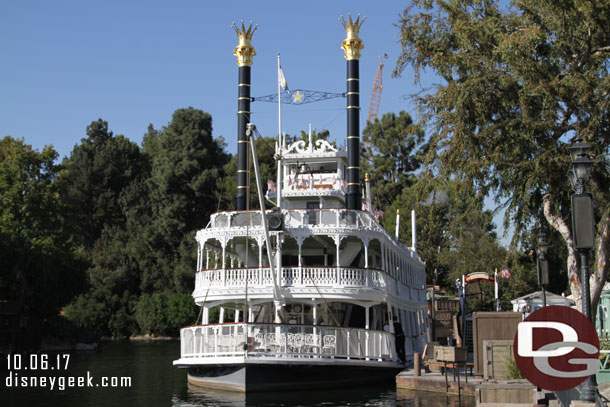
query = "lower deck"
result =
(174, 322, 399, 363)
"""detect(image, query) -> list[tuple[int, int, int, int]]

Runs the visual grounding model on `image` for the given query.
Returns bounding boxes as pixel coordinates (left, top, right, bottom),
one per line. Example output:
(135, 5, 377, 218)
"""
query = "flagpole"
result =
(276, 53, 283, 209)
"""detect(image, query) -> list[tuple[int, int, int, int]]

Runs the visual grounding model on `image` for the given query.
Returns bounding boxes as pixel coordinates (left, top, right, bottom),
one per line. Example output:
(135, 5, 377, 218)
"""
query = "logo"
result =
(514, 305, 599, 391)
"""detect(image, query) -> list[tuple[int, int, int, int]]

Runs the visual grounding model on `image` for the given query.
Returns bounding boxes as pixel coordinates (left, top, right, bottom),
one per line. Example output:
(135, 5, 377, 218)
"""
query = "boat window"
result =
(306, 202, 320, 225)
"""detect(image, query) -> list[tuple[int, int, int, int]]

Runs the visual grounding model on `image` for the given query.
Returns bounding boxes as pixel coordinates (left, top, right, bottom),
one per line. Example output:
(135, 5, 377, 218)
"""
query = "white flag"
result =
(279, 66, 288, 91)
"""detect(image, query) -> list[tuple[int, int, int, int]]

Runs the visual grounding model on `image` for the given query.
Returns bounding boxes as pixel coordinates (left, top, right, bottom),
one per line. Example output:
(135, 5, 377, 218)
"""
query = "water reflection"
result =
(0, 341, 474, 407)
(172, 382, 475, 407)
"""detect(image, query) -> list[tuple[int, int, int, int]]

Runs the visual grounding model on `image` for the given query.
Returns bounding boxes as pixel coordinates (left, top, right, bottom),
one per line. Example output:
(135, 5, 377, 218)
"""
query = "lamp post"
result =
(568, 137, 596, 402)
(536, 231, 549, 308)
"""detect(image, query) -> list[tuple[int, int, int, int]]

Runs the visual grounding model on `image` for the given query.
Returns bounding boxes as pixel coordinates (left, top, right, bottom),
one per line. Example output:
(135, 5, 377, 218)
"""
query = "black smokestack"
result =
(340, 14, 365, 210)
(236, 67, 251, 210)
(233, 21, 257, 210)
(346, 59, 361, 210)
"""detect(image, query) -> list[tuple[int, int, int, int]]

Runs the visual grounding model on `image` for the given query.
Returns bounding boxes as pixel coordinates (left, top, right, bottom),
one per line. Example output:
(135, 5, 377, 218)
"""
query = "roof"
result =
(511, 291, 573, 304)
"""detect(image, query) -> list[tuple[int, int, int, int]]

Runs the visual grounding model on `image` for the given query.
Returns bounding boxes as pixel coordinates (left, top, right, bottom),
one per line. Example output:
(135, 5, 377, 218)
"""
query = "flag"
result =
(279, 66, 288, 91)
(267, 179, 276, 192)
(372, 209, 384, 220)
(362, 198, 369, 212)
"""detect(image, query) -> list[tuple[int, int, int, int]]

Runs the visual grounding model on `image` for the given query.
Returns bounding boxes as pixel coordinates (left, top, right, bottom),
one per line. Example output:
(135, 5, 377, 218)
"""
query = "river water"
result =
(1, 341, 474, 407)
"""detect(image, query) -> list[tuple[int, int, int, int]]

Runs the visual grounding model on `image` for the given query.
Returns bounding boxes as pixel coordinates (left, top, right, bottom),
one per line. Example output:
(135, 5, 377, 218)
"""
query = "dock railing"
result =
(179, 323, 396, 363)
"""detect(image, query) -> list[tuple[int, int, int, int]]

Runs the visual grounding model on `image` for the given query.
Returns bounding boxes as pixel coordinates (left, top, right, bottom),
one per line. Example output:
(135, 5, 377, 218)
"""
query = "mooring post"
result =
(414, 352, 421, 376)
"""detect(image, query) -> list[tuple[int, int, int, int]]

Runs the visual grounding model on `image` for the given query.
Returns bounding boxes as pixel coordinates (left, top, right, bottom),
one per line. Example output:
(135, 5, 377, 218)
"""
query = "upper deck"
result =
(192, 129, 426, 309)
(194, 207, 426, 307)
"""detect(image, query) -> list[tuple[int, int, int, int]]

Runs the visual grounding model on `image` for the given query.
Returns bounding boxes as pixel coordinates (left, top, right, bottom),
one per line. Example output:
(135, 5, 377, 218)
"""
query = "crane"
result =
(367, 54, 388, 123)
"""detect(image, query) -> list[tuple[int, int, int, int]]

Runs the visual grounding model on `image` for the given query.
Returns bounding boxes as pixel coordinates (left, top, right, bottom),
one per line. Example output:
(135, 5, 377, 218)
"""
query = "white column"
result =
(312, 300, 317, 325)
(219, 307, 225, 324)
(365, 305, 370, 360)
(395, 209, 400, 239)
(258, 242, 263, 267)
(197, 243, 201, 270)
(274, 301, 282, 324)
(248, 305, 253, 322)
(411, 210, 417, 252)
(335, 236, 341, 284)
(203, 306, 209, 325)
(386, 303, 394, 334)
(235, 309, 240, 323)
(222, 244, 227, 286)
(363, 240, 370, 287)
(205, 249, 210, 270)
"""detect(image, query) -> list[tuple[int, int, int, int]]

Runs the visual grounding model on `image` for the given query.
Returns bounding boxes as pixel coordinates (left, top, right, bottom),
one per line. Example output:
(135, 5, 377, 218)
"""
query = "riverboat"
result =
(173, 15, 429, 392)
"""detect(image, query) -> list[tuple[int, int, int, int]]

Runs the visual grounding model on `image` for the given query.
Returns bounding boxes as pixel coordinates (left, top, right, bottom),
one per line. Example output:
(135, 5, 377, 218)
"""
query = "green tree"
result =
(135, 293, 168, 335)
(395, 0, 610, 313)
(387, 177, 506, 289)
(0, 137, 86, 317)
(61, 119, 147, 250)
(218, 135, 277, 211)
(362, 111, 423, 208)
(142, 107, 230, 293)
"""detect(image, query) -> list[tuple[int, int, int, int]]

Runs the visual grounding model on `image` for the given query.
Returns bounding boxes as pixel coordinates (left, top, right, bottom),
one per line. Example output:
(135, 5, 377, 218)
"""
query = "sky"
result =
(0, 1, 509, 242)
(1, 1, 429, 160)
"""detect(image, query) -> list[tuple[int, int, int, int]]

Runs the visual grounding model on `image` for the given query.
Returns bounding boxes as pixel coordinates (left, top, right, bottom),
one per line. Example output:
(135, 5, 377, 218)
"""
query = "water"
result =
(1, 341, 474, 406)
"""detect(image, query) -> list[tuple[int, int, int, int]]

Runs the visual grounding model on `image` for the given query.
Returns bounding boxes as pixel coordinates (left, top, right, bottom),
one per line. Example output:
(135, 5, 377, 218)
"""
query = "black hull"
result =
(187, 363, 403, 392)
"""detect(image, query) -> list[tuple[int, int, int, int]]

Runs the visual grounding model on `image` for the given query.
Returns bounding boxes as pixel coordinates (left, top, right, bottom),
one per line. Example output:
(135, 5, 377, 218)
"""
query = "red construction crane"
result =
(367, 54, 388, 123)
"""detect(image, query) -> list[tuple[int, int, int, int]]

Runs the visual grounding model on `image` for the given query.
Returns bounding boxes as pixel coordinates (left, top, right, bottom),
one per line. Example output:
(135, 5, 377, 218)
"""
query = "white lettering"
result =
(518, 321, 577, 357)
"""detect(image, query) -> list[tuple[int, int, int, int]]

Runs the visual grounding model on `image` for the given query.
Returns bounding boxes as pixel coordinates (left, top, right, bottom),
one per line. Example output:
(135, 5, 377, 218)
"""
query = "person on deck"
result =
(393, 316, 406, 363)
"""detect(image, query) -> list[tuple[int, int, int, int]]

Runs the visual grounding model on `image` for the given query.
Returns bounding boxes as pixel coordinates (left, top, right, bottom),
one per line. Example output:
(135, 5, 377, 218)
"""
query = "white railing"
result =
(179, 323, 396, 362)
(208, 209, 379, 230)
(194, 266, 389, 292)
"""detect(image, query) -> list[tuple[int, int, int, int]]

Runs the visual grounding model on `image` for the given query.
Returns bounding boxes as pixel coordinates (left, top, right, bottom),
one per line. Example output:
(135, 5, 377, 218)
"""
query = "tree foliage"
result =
(395, 0, 610, 312)
(386, 176, 506, 291)
(0, 137, 86, 317)
(63, 108, 229, 337)
(218, 135, 277, 211)
(362, 111, 423, 208)
(61, 119, 147, 250)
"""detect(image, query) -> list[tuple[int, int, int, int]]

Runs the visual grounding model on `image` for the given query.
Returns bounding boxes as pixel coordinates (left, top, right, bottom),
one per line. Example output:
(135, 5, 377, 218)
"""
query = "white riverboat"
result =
(173, 16, 429, 392)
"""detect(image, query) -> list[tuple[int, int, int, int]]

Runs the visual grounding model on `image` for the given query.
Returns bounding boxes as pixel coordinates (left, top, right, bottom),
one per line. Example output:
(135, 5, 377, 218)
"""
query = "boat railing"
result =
(204, 209, 418, 262)
(208, 209, 378, 230)
(194, 266, 390, 292)
(179, 323, 396, 363)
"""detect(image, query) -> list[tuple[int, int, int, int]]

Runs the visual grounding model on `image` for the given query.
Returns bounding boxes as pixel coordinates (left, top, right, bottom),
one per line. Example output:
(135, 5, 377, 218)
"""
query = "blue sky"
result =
(1, 1, 512, 243)
(1, 1, 430, 160)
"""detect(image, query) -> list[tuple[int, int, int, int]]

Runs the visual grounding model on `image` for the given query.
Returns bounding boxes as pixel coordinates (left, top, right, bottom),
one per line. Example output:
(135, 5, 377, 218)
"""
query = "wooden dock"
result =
(396, 368, 482, 397)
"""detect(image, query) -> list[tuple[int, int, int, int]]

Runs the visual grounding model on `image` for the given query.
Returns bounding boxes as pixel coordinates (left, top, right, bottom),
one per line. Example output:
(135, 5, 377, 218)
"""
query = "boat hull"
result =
(186, 362, 403, 392)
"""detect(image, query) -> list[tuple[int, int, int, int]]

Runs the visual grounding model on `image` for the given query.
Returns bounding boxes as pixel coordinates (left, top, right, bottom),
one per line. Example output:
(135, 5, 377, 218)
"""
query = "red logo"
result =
(513, 306, 599, 391)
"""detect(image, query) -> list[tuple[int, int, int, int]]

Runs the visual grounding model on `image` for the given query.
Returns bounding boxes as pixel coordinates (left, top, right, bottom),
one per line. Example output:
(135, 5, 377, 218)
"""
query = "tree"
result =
(395, 0, 610, 314)
(218, 135, 277, 211)
(61, 119, 147, 250)
(387, 176, 506, 289)
(362, 111, 423, 208)
(0, 137, 86, 317)
(143, 107, 230, 292)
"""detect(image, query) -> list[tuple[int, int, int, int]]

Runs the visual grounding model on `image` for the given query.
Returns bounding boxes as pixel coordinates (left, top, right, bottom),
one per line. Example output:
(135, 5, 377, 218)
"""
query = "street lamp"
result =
(568, 137, 596, 402)
(536, 231, 549, 307)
